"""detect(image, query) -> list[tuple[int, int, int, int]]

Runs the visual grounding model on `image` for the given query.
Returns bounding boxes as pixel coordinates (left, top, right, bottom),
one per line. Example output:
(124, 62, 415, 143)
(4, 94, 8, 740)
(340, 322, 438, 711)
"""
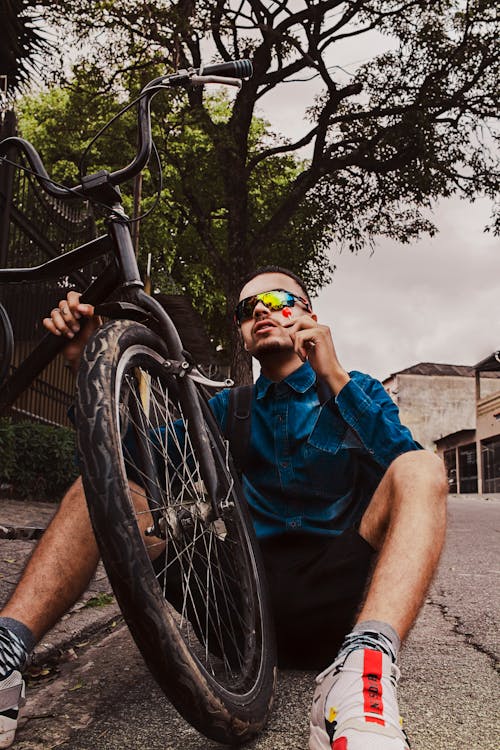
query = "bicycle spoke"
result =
(117, 364, 256, 684)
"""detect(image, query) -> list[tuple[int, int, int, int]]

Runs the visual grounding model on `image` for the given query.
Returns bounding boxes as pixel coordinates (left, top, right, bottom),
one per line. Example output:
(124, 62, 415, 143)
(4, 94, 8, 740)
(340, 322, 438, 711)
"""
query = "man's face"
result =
(237, 272, 315, 359)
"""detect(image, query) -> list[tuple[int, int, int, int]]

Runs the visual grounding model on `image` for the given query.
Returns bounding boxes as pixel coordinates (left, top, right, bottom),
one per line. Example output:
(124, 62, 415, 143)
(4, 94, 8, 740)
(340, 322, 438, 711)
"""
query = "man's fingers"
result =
(42, 290, 97, 341)
(66, 291, 83, 319)
(292, 329, 317, 361)
(42, 308, 75, 338)
(66, 291, 95, 318)
(42, 316, 61, 336)
(53, 308, 76, 338)
(58, 301, 81, 333)
(76, 303, 95, 316)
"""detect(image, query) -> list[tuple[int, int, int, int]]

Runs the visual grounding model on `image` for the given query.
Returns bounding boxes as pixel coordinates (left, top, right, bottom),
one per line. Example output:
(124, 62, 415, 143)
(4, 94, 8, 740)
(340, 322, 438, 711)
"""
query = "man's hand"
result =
(42, 291, 101, 373)
(285, 315, 350, 396)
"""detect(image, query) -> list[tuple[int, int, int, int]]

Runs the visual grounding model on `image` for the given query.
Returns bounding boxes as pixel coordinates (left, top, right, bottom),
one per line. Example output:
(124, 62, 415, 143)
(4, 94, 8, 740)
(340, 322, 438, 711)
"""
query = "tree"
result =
(0, 0, 52, 96)
(17, 63, 330, 364)
(36, 1, 500, 382)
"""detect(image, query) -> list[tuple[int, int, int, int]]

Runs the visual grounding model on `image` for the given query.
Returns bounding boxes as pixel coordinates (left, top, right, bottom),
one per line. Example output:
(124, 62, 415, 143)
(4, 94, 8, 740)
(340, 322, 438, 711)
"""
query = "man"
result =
(0, 266, 447, 749)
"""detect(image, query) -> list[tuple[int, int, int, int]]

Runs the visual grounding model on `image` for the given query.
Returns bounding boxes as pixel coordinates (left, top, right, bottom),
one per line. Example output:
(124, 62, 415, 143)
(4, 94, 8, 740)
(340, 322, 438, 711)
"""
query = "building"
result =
(383, 358, 500, 494)
(382, 362, 500, 451)
(435, 351, 500, 494)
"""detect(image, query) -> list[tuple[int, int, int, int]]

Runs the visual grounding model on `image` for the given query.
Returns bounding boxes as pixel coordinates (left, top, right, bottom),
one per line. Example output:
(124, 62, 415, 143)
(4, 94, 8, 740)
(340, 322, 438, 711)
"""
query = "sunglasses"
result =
(234, 289, 311, 326)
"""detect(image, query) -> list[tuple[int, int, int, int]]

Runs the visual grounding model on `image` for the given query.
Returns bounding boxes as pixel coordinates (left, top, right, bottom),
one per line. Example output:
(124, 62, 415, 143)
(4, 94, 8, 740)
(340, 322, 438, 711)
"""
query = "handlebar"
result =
(0, 59, 253, 203)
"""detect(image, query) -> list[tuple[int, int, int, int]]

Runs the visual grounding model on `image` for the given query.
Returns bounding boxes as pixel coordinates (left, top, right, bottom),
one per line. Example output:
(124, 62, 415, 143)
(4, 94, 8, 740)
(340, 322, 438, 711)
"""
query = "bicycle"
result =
(0, 59, 277, 745)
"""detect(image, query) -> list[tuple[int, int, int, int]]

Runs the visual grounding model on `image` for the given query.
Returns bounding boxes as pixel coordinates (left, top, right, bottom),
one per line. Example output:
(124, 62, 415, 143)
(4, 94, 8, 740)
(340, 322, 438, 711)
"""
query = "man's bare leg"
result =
(1, 476, 164, 641)
(357, 449, 448, 639)
(0, 474, 164, 746)
(0, 476, 97, 748)
(309, 450, 448, 750)
(1, 478, 99, 641)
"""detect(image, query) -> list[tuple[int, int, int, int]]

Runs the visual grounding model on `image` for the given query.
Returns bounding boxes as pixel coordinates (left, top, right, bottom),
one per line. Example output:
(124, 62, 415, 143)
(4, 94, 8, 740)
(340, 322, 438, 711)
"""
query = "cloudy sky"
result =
(248, 26, 499, 383)
(33, 11, 499, 384)
(313, 197, 498, 381)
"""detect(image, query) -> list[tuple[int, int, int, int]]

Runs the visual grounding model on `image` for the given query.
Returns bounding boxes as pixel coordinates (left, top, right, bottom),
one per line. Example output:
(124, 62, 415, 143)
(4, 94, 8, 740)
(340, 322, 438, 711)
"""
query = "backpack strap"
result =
(224, 384, 253, 476)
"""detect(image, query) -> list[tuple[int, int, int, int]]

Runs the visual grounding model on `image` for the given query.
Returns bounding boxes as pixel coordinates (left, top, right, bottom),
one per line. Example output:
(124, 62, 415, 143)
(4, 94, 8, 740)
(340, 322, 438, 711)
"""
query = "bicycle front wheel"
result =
(76, 320, 276, 744)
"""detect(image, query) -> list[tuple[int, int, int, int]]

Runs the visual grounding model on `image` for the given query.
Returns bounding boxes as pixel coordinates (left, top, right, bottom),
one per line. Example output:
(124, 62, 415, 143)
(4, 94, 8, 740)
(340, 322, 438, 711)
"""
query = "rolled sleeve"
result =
(335, 372, 421, 468)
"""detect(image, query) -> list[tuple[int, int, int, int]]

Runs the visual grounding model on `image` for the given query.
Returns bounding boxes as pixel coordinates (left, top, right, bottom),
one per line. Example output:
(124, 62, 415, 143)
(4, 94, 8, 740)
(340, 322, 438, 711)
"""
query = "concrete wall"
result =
(384, 374, 500, 451)
(477, 391, 500, 441)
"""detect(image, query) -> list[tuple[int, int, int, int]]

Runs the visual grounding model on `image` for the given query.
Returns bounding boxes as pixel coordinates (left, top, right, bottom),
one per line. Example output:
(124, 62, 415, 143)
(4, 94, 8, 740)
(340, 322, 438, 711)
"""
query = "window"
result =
(458, 443, 478, 493)
(481, 437, 500, 493)
(443, 449, 457, 493)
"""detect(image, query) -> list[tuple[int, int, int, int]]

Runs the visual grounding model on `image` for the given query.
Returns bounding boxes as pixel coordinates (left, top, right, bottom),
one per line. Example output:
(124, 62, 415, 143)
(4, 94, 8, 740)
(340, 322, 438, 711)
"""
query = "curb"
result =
(32, 606, 123, 667)
(0, 499, 124, 669)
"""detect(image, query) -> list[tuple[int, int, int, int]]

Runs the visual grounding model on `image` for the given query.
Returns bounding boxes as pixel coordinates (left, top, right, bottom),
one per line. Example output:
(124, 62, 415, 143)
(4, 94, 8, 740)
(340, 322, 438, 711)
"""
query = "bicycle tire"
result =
(76, 319, 276, 744)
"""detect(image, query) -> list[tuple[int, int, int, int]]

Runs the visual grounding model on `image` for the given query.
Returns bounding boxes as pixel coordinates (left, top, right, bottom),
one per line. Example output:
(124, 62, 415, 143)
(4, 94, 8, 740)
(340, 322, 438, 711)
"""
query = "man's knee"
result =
(388, 450, 448, 500)
(361, 451, 447, 549)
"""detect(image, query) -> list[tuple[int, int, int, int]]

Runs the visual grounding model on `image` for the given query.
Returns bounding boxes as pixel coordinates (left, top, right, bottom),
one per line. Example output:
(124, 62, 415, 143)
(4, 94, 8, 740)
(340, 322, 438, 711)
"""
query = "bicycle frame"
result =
(0, 215, 187, 393)
(0, 59, 251, 515)
(0, 209, 221, 513)
(0, 234, 116, 410)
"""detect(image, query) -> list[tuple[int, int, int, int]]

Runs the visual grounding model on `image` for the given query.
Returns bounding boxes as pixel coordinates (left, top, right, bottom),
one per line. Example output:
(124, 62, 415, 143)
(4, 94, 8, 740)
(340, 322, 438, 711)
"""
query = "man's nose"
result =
(253, 300, 272, 317)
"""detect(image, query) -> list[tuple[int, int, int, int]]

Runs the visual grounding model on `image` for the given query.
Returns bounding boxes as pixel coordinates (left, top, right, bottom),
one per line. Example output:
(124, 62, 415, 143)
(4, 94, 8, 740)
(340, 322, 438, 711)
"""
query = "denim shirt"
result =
(209, 362, 420, 539)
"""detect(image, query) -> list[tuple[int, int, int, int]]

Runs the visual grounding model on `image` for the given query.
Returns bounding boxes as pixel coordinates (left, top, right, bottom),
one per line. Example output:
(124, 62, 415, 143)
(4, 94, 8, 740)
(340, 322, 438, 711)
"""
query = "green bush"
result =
(0, 419, 15, 479)
(0, 418, 79, 500)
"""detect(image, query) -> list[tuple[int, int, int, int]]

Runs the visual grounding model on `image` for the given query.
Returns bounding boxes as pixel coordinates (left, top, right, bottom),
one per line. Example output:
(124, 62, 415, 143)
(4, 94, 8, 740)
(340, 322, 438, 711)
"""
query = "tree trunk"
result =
(226, 286, 253, 384)
(230, 329, 253, 385)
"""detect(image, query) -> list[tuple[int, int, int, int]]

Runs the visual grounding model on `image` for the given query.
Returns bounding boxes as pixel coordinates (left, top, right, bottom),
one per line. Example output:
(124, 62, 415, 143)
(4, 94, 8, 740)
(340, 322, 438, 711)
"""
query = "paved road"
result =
(14, 496, 500, 749)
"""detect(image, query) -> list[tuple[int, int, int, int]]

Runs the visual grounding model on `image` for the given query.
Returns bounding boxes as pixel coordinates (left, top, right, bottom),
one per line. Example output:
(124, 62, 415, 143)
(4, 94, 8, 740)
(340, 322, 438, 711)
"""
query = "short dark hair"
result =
(239, 266, 311, 306)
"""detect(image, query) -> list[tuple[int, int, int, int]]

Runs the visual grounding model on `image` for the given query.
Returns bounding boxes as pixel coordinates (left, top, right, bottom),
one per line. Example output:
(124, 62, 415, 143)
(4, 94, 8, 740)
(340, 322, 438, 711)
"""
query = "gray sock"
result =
(353, 619, 401, 659)
(0, 618, 36, 676)
(335, 620, 401, 665)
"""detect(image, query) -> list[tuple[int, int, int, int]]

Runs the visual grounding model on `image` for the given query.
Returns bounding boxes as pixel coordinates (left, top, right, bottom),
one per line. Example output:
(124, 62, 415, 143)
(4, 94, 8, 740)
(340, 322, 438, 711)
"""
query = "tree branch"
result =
(246, 126, 319, 172)
(169, 152, 225, 274)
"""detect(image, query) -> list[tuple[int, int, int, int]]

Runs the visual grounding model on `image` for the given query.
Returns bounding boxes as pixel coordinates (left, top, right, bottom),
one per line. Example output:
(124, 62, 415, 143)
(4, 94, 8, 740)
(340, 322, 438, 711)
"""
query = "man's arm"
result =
(286, 314, 350, 396)
(285, 313, 419, 465)
(334, 372, 421, 468)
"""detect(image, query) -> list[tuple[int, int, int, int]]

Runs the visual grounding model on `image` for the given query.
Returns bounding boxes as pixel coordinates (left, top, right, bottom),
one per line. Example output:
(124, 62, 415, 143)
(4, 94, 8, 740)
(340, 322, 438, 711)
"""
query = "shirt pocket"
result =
(306, 404, 362, 454)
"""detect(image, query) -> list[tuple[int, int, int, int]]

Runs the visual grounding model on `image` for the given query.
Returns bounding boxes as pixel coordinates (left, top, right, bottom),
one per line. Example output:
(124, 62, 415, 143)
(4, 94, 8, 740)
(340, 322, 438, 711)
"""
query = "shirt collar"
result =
(255, 361, 317, 400)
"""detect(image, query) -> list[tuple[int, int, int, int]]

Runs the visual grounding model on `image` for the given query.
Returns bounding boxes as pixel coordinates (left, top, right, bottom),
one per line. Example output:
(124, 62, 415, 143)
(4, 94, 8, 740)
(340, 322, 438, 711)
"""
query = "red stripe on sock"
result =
(362, 649, 385, 725)
(332, 738, 347, 750)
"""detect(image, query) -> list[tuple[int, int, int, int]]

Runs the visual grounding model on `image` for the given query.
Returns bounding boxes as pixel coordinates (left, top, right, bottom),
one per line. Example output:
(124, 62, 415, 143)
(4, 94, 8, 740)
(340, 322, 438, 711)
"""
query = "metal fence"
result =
(0, 110, 98, 426)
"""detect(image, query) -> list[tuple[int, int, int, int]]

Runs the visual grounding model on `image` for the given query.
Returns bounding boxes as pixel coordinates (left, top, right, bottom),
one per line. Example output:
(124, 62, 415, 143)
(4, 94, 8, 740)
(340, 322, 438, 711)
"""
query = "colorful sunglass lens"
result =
(236, 290, 293, 323)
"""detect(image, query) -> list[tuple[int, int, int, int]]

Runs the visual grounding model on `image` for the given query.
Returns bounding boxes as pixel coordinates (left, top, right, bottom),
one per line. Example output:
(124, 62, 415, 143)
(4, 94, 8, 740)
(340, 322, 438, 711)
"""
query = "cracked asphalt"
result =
(11, 495, 500, 749)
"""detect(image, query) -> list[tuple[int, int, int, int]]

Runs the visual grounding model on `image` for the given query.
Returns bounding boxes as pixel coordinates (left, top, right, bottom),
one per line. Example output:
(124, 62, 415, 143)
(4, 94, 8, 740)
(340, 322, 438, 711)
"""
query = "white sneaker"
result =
(0, 671, 25, 749)
(309, 648, 410, 750)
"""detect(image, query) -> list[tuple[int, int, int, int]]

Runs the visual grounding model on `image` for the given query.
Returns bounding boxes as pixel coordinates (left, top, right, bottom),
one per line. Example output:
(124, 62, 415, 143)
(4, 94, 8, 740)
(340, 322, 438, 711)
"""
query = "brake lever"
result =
(189, 74, 243, 89)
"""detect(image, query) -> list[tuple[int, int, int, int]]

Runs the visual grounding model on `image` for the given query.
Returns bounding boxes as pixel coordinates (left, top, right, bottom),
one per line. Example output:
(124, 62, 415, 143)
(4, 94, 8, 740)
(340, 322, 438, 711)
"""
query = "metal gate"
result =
(0, 110, 98, 426)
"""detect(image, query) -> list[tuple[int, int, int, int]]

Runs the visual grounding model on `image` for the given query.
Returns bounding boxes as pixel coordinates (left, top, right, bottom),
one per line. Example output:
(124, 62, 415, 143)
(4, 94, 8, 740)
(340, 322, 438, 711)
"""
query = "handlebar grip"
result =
(201, 59, 253, 79)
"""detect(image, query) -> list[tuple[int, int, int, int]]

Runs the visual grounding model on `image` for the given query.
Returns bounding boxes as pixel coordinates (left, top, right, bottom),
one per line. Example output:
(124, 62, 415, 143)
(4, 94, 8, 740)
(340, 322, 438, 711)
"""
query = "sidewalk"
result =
(0, 497, 121, 666)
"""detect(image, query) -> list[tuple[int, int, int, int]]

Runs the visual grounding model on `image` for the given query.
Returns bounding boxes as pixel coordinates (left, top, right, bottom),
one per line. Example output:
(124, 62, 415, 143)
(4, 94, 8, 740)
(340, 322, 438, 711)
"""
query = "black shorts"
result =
(259, 529, 376, 670)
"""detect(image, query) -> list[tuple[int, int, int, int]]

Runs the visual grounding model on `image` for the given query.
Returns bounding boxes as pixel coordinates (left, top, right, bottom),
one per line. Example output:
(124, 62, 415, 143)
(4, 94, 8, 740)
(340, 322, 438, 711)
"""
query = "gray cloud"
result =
(313, 198, 499, 380)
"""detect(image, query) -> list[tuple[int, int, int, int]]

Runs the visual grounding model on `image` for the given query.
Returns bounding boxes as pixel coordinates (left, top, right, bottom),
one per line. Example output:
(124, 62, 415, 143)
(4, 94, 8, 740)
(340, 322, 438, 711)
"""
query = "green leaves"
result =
(14, 0, 499, 380)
